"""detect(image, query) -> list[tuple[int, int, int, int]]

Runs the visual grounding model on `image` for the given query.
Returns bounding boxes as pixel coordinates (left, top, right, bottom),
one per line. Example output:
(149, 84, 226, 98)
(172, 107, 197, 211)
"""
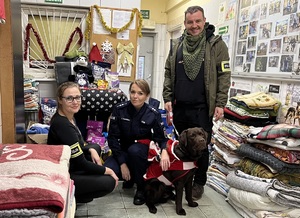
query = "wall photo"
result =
(233, 0, 300, 77)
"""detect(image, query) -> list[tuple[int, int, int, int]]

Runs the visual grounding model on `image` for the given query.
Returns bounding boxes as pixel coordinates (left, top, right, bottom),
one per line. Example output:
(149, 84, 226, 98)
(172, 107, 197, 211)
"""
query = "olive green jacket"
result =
(162, 30, 231, 117)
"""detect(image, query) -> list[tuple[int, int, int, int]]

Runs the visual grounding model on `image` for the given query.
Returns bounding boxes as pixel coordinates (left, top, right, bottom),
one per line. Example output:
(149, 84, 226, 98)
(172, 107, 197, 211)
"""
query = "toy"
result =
(69, 56, 94, 88)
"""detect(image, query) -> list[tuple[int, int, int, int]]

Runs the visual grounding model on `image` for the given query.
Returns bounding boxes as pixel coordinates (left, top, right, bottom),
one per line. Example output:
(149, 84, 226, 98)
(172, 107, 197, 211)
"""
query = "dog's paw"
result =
(147, 204, 157, 214)
(188, 201, 198, 207)
(149, 207, 157, 214)
(176, 208, 186, 216)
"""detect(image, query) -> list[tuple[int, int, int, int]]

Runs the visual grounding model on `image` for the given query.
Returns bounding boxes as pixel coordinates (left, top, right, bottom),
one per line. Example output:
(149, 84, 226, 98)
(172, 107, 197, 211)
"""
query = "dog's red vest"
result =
(143, 139, 197, 186)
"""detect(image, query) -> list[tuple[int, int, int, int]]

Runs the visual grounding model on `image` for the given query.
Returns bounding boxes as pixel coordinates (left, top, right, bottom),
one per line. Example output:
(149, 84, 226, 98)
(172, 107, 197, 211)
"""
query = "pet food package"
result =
(40, 98, 57, 125)
(86, 134, 105, 146)
(86, 120, 103, 135)
(105, 71, 119, 89)
(91, 62, 112, 87)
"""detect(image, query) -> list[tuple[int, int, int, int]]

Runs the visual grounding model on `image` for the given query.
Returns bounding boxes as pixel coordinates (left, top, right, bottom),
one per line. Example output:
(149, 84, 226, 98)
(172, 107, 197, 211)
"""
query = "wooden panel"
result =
(0, 0, 15, 143)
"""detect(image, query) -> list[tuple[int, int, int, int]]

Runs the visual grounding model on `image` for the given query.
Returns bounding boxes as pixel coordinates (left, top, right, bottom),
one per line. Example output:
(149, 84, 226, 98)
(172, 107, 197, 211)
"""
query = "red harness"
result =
(143, 139, 197, 186)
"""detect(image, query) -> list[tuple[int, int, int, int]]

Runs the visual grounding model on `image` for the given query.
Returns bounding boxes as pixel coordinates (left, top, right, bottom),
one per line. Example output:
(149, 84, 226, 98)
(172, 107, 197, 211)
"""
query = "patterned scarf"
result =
(182, 29, 206, 81)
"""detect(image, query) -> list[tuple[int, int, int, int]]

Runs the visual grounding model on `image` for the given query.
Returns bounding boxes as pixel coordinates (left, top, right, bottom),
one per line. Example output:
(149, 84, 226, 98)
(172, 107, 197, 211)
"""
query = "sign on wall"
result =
(141, 10, 150, 19)
(45, 0, 63, 3)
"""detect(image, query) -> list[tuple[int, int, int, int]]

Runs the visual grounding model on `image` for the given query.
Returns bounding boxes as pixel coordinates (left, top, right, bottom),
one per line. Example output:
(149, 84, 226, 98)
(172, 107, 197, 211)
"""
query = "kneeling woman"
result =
(47, 81, 118, 203)
(106, 79, 170, 205)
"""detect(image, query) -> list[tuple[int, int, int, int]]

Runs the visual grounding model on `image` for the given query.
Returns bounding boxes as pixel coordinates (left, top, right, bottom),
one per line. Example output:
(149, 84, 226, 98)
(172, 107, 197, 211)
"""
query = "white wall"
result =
(21, 0, 140, 9)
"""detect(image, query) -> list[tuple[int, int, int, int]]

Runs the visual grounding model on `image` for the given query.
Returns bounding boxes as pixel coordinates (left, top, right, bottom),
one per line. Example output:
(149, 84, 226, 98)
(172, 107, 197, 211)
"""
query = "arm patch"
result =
(221, 61, 230, 72)
(70, 142, 83, 158)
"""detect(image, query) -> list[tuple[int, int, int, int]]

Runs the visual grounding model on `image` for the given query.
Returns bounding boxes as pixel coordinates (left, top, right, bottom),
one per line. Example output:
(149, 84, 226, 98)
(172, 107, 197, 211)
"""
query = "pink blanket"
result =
(0, 144, 71, 213)
(0, 0, 5, 21)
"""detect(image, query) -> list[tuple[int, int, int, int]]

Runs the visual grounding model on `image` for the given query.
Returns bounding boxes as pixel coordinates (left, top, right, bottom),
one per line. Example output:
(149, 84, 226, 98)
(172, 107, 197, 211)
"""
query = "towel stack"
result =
(24, 78, 39, 111)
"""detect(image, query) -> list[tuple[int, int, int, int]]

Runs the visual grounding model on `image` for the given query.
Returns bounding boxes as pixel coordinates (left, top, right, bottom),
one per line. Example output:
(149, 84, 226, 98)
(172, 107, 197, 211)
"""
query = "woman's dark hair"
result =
(129, 79, 150, 95)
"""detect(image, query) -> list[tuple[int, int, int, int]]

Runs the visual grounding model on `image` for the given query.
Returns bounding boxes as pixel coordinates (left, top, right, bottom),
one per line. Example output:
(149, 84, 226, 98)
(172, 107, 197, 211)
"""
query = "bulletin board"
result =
(87, 5, 142, 82)
(231, 0, 300, 79)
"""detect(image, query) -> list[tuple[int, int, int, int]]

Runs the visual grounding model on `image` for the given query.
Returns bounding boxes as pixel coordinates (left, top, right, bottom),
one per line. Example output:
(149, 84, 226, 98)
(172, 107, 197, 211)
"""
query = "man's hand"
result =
(164, 102, 172, 112)
(214, 107, 224, 121)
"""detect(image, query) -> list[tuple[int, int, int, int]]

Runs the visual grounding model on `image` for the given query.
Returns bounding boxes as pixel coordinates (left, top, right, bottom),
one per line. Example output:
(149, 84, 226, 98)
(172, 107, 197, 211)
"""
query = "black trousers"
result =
(71, 149, 115, 203)
(105, 142, 149, 191)
(173, 103, 212, 186)
(71, 173, 115, 203)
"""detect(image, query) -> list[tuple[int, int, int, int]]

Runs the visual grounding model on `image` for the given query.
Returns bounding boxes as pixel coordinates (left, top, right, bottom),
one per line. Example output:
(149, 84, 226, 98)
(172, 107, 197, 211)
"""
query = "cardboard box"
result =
(26, 121, 48, 144)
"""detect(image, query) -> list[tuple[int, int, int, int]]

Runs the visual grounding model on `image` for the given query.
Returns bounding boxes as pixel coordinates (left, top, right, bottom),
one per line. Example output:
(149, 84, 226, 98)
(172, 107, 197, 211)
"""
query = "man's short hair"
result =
(184, 6, 205, 20)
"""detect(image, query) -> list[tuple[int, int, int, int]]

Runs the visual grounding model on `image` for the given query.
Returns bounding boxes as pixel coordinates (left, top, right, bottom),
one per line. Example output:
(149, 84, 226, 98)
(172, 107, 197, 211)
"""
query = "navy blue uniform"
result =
(106, 101, 168, 190)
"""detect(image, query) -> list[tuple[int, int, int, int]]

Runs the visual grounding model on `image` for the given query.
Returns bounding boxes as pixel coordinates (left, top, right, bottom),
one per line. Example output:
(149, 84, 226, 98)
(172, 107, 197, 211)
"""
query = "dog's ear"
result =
(202, 128, 208, 142)
(179, 129, 188, 147)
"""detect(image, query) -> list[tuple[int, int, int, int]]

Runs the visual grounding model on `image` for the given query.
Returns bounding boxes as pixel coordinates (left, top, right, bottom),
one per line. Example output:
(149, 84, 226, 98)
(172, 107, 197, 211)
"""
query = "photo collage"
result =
(234, 0, 300, 75)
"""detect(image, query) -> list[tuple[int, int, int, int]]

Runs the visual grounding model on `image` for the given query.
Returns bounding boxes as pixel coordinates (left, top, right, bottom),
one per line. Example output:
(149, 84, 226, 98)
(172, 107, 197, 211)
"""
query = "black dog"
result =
(144, 127, 208, 215)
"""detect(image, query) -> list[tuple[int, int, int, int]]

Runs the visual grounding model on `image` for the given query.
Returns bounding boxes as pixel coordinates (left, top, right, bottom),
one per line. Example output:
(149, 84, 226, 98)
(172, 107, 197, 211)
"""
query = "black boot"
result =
(133, 190, 145, 205)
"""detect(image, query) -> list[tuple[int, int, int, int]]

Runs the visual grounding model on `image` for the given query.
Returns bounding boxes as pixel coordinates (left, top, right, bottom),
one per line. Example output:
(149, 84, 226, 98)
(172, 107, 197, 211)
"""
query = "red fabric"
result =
(137, 139, 151, 145)
(0, 144, 71, 213)
(224, 107, 251, 120)
(89, 43, 103, 63)
(144, 140, 197, 185)
(0, 0, 5, 20)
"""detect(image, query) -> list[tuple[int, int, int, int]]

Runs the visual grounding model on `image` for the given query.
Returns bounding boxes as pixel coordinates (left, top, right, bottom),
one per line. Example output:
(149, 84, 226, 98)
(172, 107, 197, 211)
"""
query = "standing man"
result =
(163, 6, 231, 200)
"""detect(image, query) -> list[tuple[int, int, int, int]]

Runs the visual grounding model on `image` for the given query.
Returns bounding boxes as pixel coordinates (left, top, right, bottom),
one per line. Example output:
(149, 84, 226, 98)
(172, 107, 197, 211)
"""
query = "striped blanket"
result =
(0, 144, 71, 214)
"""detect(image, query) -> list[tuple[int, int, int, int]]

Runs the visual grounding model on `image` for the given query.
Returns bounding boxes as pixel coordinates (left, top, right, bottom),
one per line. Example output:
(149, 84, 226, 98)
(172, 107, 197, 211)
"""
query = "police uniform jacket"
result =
(108, 101, 168, 165)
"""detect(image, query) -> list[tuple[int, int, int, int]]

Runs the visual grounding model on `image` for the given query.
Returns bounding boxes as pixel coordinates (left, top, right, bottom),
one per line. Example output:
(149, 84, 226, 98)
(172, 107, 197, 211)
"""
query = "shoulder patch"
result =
(147, 104, 159, 114)
(116, 101, 129, 108)
(221, 61, 230, 72)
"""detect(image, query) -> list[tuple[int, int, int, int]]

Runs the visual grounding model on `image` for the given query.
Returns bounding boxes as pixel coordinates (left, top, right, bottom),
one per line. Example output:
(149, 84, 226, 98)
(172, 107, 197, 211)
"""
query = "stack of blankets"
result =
(24, 78, 39, 111)
(207, 92, 300, 217)
(207, 119, 249, 196)
(0, 144, 74, 218)
(224, 92, 281, 127)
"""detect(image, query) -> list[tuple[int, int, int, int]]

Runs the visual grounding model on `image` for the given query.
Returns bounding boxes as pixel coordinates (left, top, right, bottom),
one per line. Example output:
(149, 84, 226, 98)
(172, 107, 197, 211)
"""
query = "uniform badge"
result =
(221, 61, 230, 72)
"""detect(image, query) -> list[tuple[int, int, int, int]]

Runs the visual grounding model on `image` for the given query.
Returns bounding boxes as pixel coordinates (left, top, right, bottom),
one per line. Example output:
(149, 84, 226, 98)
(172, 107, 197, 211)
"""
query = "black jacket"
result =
(108, 101, 168, 165)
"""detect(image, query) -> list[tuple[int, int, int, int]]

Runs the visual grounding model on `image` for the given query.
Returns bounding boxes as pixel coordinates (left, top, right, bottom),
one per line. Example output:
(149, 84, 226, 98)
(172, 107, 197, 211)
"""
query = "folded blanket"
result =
(236, 144, 300, 174)
(230, 92, 280, 110)
(228, 187, 288, 211)
(247, 138, 300, 151)
(226, 198, 257, 218)
(256, 123, 300, 140)
(231, 170, 300, 209)
(226, 171, 271, 197)
(238, 158, 300, 186)
(0, 144, 71, 213)
(267, 180, 300, 208)
(0, 208, 56, 217)
(255, 209, 300, 218)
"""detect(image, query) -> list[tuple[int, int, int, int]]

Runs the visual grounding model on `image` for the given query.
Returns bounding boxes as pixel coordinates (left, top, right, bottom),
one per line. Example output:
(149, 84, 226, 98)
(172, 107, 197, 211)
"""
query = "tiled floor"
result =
(75, 182, 242, 218)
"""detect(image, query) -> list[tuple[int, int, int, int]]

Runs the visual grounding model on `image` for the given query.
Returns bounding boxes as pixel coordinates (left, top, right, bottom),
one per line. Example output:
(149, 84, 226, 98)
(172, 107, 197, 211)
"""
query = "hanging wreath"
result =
(85, 5, 143, 41)
(23, 24, 83, 63)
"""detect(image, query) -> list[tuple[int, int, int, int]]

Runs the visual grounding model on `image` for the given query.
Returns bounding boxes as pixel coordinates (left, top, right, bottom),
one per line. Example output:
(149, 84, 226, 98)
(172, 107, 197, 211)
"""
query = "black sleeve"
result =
(48, 114, 105, 174)
(152, 110, 168, 149)
(107, 107, 127, 165)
